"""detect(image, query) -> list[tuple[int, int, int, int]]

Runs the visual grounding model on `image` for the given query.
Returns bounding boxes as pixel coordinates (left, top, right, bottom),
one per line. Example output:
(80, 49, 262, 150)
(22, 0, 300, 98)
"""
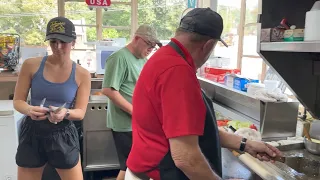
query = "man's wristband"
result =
(239, 137, 247, 152)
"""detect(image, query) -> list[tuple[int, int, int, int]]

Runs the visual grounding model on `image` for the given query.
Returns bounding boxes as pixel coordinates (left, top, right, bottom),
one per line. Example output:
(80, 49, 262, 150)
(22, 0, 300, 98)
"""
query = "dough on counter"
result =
(266, 141, 280, 147)
(93, 91, 103, 95)
(311, 138, 320, 144)
(235, 128, 262, 141)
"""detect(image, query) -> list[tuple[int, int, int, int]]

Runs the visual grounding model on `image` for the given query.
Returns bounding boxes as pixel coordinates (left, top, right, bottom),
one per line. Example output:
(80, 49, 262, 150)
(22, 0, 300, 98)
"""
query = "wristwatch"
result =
(65, 109, 70, 119)
(239, 137, 247, 152)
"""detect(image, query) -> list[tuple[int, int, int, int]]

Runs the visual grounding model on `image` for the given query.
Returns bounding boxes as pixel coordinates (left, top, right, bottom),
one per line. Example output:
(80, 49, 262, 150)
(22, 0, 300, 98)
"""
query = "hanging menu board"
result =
(0, 33, 20, 70)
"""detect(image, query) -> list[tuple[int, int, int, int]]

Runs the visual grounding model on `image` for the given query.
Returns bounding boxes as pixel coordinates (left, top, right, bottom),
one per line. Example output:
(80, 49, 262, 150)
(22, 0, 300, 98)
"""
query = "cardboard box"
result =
(225, 74, 236, 88)
(204, 67, 240, 84)
(233, 77, 259, 92)
(204, 73, 226, 83)
(284, 29, 304, 41)
(260, 28, 285, 42)
(204, 67, 240, 75)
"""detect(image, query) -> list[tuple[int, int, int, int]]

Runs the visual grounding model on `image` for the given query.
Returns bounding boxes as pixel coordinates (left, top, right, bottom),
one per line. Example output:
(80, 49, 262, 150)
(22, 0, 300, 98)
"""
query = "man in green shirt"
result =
(102, 24, 161, 180)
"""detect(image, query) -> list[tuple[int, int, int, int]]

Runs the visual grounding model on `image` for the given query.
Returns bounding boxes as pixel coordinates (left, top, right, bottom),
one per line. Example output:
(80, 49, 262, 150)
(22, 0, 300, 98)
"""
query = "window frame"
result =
(236, 0, 266, 81)
(59, 0, 267, 80)
(58, 0, 136, 41)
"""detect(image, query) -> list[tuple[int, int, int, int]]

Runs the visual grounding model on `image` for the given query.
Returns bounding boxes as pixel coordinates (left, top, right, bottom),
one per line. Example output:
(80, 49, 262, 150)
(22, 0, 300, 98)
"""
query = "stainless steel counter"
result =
(231, 142, 320, 180)
(273, 147, 320, 180)
(82, 100, 120, 172)
(221, 148, 262, 180)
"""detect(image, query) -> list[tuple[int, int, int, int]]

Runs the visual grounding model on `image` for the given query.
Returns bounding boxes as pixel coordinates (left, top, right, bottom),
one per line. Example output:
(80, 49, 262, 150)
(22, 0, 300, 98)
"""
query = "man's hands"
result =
(218, 127, 282, 162)
(245, 140, 282, 161)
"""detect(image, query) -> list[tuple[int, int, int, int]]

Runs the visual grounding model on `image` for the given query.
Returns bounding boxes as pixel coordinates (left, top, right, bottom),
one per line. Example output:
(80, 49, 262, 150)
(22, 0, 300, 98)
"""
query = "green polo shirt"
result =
(102, 47, 146, 132)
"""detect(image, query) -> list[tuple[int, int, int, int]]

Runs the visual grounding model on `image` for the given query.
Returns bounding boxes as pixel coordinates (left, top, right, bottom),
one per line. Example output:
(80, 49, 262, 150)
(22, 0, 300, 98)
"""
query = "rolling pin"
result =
(238, 153, 284, 180)
(228, 126, 286, 180)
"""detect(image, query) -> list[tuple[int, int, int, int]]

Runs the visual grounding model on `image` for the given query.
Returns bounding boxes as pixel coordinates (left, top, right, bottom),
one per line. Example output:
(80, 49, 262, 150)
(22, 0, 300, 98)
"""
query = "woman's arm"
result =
(13, 58, 37, 115)
(66, 66, 91, 120)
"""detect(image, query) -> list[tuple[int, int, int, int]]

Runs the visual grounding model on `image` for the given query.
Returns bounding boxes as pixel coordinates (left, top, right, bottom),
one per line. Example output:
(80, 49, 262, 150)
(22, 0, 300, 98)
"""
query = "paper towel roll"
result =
(304, 10, 320, 41)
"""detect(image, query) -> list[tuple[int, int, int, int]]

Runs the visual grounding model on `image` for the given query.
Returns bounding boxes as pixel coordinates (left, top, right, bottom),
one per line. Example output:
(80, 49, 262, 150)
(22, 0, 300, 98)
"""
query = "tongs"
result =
(40, 98, 67, 124)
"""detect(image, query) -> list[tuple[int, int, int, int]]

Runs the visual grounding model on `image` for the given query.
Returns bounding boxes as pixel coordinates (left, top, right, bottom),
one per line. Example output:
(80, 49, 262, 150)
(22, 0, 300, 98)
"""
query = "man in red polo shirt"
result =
(126, 8, 281, 180)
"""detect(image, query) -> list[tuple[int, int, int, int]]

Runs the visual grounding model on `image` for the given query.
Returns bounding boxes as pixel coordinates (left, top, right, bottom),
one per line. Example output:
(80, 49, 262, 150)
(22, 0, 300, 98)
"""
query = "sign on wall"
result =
(85, 0, 111, 7)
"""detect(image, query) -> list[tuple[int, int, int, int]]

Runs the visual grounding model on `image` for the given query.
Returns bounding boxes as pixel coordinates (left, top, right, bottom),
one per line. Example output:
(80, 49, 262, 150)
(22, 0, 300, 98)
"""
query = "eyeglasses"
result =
(139, 37, 158, 51)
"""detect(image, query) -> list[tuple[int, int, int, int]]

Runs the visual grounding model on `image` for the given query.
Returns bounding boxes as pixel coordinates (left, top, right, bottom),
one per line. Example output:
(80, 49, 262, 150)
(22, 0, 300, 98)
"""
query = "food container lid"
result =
(247, 83, 265, 88)
(311, 1, 320, 11)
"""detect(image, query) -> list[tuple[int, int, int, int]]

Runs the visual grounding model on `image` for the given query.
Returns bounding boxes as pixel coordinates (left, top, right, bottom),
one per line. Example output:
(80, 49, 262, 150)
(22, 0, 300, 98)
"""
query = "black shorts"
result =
(112, 130, 132, 171)
(16, 117, 80, 169)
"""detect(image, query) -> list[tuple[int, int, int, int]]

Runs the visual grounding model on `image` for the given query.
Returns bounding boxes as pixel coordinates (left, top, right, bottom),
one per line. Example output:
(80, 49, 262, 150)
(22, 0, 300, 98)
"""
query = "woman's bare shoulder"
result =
(23, 57, 42, 65)
(75, 64, 91, 85)
(21, 57, 43, 75)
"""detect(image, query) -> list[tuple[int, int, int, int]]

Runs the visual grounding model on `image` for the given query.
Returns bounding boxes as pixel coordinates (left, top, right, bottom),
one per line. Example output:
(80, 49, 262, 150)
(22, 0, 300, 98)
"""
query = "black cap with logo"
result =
(179, 8, 228, 47)
(45, 17, 77, 43)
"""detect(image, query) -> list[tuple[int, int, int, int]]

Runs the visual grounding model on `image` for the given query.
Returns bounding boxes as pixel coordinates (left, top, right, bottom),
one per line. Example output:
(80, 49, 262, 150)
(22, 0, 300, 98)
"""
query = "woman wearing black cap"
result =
(13, 17, 91, 180)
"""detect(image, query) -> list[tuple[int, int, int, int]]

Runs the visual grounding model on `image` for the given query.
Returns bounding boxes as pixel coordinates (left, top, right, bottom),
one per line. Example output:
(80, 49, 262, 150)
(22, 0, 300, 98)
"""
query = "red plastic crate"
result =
(204, 67, 241, 75)
(204, 73, 225, 83)
(204, 67, 241, 83)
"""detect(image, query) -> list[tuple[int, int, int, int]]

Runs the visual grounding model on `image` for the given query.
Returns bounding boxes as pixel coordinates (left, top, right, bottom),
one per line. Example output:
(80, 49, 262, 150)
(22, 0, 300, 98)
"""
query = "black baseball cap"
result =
(45, 17, 76, 43)
(179, 8, 228, 47)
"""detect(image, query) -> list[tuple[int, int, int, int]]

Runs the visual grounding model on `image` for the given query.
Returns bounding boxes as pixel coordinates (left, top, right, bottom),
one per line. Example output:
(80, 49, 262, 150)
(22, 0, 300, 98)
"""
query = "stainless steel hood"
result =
(258, 0, 320, 118)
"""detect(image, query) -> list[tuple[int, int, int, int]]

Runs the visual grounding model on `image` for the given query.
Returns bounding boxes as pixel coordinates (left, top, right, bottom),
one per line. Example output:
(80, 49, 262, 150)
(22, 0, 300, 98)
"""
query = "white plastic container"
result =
(264, 80, 279, 91)
(304, 1, 320, 41)
(247, 83, 265, 96)
(90, 95, 108, 101)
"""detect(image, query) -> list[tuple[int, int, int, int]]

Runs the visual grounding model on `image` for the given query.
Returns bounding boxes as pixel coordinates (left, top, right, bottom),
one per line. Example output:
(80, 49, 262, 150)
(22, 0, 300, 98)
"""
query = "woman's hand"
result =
(48, 106, 67, 123)
(28, 106, 49, 120)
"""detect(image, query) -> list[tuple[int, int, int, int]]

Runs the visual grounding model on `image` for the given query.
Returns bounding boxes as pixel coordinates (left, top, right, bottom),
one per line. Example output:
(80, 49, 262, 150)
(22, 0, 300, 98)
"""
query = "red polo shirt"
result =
(127, 38, 206, 180)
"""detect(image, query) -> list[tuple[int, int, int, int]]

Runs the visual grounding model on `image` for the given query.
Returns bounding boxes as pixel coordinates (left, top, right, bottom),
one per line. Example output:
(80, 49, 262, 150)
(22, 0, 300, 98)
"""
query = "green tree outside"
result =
(0, 0, 258, 46)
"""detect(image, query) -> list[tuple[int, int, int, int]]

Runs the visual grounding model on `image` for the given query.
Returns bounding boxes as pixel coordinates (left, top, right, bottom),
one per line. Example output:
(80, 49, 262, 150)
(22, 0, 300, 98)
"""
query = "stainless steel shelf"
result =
(260, 41, 320, 52)
(198, 76, 299, 140)
(212, 101, 260, 127)
(91, 78, 103, 81)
